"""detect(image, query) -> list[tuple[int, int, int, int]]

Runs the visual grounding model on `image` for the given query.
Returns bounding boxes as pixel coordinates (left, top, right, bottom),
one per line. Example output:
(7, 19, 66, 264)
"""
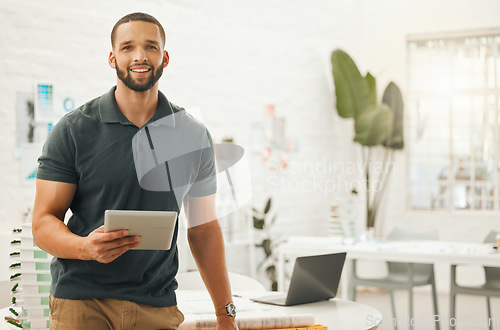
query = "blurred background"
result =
(1, 0, 500, 313)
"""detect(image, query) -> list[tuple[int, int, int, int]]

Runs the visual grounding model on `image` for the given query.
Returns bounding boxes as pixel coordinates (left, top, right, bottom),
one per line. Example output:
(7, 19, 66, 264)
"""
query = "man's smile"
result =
(130, 66, 152, 76)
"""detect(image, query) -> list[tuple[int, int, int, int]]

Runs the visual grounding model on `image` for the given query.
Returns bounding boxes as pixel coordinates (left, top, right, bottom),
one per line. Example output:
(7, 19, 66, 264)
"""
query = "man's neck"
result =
(114, 81, 159, 128)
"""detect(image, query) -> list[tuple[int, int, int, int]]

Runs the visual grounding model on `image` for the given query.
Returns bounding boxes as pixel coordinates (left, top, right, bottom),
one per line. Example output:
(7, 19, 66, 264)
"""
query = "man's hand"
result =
(82, 226, 141, 263)
(217, 316, 238, 330)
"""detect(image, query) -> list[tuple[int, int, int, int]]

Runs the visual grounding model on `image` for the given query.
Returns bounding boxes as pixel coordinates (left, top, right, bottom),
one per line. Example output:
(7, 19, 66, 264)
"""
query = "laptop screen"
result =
(285, 252, 346, 305)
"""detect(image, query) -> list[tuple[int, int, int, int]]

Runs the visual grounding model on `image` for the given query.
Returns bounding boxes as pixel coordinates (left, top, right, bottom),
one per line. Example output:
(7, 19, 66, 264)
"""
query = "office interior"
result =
(1, 1, 500, 329)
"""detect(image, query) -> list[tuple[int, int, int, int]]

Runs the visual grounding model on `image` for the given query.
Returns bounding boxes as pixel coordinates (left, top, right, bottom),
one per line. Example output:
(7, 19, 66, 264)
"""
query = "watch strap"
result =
(215, 303, 235, 317)
(215, 306, 228, 317)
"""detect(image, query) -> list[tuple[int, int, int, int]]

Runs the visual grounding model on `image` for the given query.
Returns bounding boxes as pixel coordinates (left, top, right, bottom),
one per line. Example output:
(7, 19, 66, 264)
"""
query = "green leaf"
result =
(265, 265, 276, 281)
(365, 72, 377, 107)
(10, 273, 21, 280)
(9, 307, 18, 317)
(354, 105, 391, 146)
(262, 239, 272, 258)
(382, 81, 404, 149)
(253, 217, 264, 230)
(264, 198, 272, 214)
(331, 49, 373, 119)
(7, 320, 22, 328)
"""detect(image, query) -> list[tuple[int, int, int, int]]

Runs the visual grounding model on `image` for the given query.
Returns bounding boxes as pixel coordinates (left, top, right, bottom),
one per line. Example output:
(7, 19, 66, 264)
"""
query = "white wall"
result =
(0, 0, 357, 231)
(0, 0, 499, 286)
(0, 0, 357, 280)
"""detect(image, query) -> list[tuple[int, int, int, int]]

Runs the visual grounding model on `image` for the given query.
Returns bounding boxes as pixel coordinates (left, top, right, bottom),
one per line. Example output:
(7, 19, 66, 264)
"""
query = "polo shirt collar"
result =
(99, 86, 176, 128)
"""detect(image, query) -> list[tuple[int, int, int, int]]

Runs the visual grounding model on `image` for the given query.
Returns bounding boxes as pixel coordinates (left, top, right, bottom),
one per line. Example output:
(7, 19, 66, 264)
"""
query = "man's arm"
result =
(32, 179, 140, 263)
(185, 194, 238, 329)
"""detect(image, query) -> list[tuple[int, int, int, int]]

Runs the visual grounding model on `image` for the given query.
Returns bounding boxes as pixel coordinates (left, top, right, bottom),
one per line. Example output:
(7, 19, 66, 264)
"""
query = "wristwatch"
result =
(215, 302, 236, 317)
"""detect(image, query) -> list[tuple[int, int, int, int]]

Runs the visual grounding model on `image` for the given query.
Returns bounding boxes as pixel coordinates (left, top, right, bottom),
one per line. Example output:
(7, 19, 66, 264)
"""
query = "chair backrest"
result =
(386, 226, 439, 280)
(176, 270, 266, 292)
(483, 230, 500, 285)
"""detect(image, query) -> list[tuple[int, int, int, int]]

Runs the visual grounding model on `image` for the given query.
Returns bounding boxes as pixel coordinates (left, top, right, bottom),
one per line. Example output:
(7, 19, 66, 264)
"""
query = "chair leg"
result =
(431, 272, 440, 330)
(389, 289, 398, 330)
(487, 297, 492, 330)
(449, 293, 456, 330)
(450, 265, 457, 330)
(350, 261, 357, 301)
(409, 287, 414, 325)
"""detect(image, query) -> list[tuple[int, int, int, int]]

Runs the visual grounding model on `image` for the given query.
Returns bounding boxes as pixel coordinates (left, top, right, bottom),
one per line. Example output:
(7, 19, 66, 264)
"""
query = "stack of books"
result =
(6, 223, 52, 329)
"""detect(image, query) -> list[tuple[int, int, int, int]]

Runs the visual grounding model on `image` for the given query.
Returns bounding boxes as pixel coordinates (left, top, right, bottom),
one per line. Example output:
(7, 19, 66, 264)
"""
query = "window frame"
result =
(406, 28, 500, 213)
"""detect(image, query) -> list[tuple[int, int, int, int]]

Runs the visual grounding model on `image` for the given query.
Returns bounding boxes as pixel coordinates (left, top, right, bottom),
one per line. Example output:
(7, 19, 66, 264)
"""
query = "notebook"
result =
(251, 252, 346, 306)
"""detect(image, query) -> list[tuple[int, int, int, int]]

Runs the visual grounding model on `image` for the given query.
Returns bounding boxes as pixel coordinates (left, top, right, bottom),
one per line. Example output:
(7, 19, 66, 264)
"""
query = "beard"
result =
(115, 60, 164, 92)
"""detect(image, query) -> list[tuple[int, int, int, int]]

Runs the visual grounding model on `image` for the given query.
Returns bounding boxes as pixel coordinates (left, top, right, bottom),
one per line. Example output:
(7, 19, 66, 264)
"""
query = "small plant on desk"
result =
(253, 197, 285, 291)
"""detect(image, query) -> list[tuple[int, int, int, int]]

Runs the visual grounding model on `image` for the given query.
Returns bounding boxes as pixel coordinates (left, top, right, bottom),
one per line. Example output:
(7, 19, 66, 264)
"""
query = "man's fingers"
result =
(103, 236, 140, 252)
(99, 230, 130, 242)
(86, 227, 141, 263)
(100, 241, 141, 264)
(119, 235, 140, 245)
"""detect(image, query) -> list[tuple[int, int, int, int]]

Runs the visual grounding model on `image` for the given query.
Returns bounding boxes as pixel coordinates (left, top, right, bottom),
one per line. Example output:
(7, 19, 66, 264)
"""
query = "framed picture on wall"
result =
(34, 82, 54, 123)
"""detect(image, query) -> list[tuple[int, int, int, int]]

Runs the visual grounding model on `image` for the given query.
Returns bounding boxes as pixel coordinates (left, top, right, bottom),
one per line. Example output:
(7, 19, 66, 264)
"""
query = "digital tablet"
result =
(104, 210, 178, 250)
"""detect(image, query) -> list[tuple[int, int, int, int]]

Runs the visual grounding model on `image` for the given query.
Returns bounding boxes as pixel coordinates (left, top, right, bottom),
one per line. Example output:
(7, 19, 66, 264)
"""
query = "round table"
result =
(177, 290, 382, 330)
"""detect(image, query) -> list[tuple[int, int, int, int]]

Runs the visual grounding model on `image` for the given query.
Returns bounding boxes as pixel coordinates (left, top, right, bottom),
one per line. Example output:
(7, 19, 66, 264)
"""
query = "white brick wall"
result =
(0, 0, 357, 232)
(1, 0, 499, 285)
(0, 0, 357, 280)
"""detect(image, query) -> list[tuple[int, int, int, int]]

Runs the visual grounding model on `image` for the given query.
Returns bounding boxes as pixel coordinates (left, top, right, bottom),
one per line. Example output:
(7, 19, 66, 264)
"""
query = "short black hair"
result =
(111, 12, 166, 48)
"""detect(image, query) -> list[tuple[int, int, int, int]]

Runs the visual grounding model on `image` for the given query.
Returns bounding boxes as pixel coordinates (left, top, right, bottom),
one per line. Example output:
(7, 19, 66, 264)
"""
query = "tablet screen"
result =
(104, 210, 178, 250)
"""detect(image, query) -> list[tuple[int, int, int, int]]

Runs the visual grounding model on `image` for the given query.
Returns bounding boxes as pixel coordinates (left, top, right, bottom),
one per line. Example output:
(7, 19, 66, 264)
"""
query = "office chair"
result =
(350, 226, 440, 330)
(176, 270, 266, 292)
(450, 230, 500, 330)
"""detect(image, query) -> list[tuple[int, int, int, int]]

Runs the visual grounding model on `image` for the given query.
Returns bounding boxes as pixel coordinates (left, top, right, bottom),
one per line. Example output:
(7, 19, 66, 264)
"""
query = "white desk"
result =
(177, 290, 382, 330)
(277, 236, 500, 300)
(0, 291, 382, 330)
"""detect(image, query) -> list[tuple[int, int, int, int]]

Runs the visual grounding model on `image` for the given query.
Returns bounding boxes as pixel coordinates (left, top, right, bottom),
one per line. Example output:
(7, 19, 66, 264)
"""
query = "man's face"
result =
(109, 21, 169, 92)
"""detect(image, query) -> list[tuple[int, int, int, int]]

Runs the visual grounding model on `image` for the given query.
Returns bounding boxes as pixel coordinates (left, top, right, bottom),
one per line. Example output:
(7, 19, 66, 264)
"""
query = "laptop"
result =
(251, 252, 346, 306)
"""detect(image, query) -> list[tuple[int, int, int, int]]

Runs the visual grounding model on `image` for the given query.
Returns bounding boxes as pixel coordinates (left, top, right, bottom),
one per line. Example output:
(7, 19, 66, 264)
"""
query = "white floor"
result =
(355, 288, 499, 330)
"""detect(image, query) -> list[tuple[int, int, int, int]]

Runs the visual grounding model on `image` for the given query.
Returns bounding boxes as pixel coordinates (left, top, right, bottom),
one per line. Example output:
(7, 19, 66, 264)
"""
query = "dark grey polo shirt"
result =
(37, 86, 216, 307)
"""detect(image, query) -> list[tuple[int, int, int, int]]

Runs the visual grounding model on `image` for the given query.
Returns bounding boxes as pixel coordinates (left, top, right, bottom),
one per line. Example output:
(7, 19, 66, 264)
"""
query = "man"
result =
(32, 12, 238, 329)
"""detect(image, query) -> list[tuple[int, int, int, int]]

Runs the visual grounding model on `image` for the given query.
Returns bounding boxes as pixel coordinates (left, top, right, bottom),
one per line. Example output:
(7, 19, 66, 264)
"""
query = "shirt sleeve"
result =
(187, 129, 217, 197)
(36, 117, 78, 184)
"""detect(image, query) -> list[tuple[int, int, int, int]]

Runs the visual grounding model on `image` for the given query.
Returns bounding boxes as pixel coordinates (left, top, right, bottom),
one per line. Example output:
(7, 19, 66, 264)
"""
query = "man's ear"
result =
(163, 51, 170, 68)
(108, 51, 116, 69)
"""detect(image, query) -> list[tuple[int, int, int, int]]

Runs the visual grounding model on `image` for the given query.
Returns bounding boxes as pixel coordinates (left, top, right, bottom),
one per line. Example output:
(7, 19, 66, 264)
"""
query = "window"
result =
(408, 29, 500, 211)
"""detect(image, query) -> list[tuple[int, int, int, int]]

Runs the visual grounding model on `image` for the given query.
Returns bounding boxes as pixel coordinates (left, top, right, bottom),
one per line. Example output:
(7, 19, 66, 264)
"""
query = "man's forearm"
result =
(32, 214, 87, 260)
(187, 220, 233, 312)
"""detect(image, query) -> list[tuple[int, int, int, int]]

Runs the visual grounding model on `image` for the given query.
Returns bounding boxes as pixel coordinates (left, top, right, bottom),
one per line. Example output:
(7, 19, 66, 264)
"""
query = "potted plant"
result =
(253, 197, 284, 291)
(330, 49, 404, 231)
